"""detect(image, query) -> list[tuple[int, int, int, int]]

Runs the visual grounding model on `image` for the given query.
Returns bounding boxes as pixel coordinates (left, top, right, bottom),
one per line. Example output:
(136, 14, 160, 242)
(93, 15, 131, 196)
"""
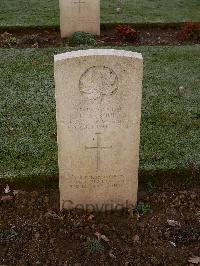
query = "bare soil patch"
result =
(0, 178, 199, 265)
(0, 26, 199, 48)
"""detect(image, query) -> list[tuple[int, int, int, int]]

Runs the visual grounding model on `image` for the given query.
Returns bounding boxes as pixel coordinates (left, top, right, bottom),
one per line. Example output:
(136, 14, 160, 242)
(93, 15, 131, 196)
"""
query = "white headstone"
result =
(59, 0, 100, 38)
(54, 49, 143, 211)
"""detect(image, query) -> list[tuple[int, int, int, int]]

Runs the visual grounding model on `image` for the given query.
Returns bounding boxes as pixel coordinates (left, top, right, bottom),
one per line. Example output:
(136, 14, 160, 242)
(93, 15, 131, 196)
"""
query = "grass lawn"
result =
(0, 45, 199, 179)
(0, 0, 199, 27)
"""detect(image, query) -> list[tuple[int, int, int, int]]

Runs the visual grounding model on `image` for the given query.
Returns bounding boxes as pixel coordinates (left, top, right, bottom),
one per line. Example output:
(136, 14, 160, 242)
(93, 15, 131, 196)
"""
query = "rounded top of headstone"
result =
(54, 49, 143, 62)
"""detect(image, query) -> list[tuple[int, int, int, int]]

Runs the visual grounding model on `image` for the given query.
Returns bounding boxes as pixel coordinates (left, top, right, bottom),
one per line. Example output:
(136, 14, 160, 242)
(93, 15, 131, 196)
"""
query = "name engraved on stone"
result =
(68, 174, 125, 189)
(85, 133, 112, 171)
(60, 104, 130, 130)
(79, 66, 118, 100)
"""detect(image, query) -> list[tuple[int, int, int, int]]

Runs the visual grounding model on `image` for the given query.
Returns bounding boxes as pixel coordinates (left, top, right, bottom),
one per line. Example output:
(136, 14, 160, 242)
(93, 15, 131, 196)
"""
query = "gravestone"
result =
(59, 0, 100, 38)
(54, 49, 143, 211)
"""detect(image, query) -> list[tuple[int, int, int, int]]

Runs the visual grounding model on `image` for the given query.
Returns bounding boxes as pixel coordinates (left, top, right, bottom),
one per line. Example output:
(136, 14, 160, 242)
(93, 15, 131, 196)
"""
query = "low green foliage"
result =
(85, 238, 105, 253)
(0, 229, 20, 243)
(68, 32, 97, 46)
(4, 36, 17, 47)
(19, 34, 40, 45)
(147, 181, 156, 193)
(184, 176, 193, 185)
(137, 202, 153, 215)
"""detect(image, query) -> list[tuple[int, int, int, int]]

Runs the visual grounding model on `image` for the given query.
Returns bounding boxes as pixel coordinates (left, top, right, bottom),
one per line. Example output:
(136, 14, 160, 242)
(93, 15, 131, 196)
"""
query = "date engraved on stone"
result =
(79, 66, 118, 100)
(69, 174, 125, 189)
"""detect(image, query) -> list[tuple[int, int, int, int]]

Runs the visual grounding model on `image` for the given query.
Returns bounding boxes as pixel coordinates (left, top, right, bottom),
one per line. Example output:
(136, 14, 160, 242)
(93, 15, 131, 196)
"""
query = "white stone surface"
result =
(59, 0, 100, 38)
(54, 49, 143, 211)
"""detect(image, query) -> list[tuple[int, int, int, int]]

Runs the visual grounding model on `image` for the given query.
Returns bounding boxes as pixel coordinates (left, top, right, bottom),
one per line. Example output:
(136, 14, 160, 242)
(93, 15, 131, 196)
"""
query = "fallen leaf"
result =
(109, 250, 116, 259)
(35, 232, 40, 240)
(44, 210, 63, 220)
(169, 241, 176, 247)
(87, 214, 94, 220)
(43, 196, 49, 203)
(188, 256, 200, 264)
(167, 219, 181, 227)
(94, 232, 109, 242)
(94, 232, 101, 240)
(13, 190, 26, 196)
(101, 235, 110, 242)
(13, 190, 19, 196)
(1, 32, 12, 39)
(50, 238, 55, 244)
(4, 184, 10, 194)
(30, 191, 39, 197)
(32, 42, 39, 48)
(133, 234, 140, 242)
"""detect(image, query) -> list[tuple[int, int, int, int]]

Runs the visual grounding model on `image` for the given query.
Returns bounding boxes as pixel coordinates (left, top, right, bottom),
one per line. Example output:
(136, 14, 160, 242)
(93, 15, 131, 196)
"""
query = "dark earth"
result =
(0, 25, 199, 48)
(0, 176, 199, 265)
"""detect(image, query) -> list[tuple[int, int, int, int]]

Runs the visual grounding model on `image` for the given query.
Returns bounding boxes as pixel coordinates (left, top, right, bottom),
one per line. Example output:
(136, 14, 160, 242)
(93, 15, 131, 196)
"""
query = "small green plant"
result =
(68, 32, 97, 46)
(147, 181, 156, 192)
(0, 229, 19, 243)
(184, 175, 193, 185)
(85, 238, 105, 253)
(137, 202, 153, 215)
(5, 36, 17, 46)
(19, 34, 40, 45)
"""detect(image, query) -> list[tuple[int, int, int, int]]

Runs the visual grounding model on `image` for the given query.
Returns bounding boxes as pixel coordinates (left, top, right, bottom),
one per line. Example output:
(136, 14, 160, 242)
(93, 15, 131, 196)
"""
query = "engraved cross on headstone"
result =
(73, 0, 85, 14)
(85, 133, 112, 171)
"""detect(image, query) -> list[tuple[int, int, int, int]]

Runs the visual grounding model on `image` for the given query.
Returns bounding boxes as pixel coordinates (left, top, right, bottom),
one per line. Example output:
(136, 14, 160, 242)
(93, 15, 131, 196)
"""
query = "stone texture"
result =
(59, 0, 100, 38)
(54, 49, 143, 211)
